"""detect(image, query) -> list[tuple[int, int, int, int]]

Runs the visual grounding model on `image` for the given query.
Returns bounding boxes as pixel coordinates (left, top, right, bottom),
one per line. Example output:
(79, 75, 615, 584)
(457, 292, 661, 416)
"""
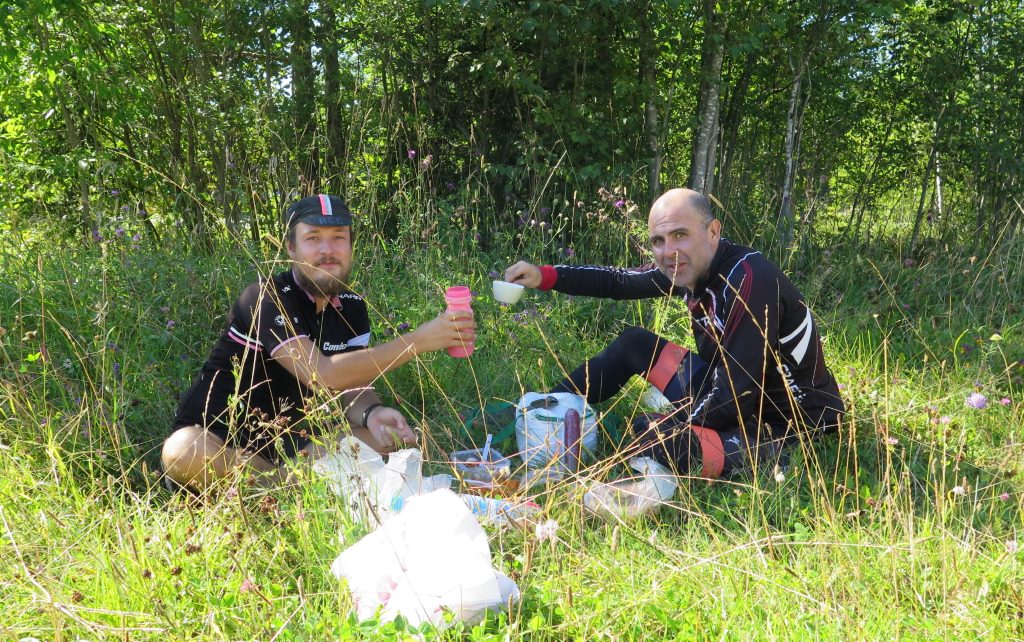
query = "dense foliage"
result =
(2, 0, 1022, 255)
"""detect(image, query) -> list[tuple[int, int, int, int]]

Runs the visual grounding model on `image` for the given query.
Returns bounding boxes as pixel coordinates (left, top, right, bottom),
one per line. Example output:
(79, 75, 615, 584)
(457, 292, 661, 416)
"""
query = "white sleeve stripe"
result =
(228, 326, 263, 347)
(347, 332, 371, 347)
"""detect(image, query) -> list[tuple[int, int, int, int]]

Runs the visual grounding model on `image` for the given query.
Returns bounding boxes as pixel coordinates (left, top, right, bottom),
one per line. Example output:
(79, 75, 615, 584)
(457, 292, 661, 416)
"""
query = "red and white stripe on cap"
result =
(318, 194, 333, 216)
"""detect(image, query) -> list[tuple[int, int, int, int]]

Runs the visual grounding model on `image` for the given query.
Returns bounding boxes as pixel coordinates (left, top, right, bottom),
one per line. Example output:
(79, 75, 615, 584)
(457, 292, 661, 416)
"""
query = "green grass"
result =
(1, 205, 1022, 640)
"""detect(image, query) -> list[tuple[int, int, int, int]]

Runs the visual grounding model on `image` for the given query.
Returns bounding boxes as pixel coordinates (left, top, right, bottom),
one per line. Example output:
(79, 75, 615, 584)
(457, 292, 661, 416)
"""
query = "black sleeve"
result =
(689, 261, 781, 430)
(551, 264, 674, 300)
(228, 280, 306, 357)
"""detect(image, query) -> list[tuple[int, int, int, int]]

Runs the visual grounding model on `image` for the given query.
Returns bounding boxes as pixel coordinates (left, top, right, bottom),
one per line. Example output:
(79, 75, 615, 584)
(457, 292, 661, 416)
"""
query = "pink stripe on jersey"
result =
(269, 334, 309, 358)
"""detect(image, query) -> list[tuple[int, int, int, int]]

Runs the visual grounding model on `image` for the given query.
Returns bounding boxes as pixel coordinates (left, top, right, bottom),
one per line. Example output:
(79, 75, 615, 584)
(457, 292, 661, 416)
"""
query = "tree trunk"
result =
(321, 4, 345, 192)
(717, 52, 754, 206)
(688, 0, 725, 194)
(777, 58, 803, 250)
(909, 103, 948, 253)
(639, 3, 661, 204)
(289, 0, 318, 193)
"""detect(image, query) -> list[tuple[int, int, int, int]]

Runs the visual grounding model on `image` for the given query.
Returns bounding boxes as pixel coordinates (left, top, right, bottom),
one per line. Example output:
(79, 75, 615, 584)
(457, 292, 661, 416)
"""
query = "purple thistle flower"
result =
(113, 362, 121, 379)
(614, 199, 625, 209)
(166, 320, 176, 330)
(563, 247, 575, 258)
(939, 415, 951, 425)
(446, 181, 456, 191)
(121, 205, 131, 212)
(488, 270, 500, 279)
(91, 229, 103, 242)
(132, 233, 142, 242)
(1000, 492, 1011, 501)
(110, 189, 120, 196)
(965, 393, 988, 409)
(407, 149, 416, 159)
(999, 397, 1011, 406)
(397, 322, 411, 333)
(115, 227, 125, 238)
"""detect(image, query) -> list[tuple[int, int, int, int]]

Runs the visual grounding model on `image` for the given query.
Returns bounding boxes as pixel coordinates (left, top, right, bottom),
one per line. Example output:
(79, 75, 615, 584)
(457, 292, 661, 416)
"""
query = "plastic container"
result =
(492, 280, 525, 304)
(444, 286, 474, 358)
(451, 448, 512, 484)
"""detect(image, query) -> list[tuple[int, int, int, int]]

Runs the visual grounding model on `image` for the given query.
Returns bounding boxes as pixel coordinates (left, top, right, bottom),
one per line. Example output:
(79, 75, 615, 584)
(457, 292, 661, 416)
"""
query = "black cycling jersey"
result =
(173, 268, 370, 458)
(538, 239, 844, 438)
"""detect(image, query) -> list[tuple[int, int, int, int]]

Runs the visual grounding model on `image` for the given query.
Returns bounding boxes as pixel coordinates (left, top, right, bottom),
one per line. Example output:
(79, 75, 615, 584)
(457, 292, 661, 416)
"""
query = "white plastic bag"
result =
(515, 392, 598, 471)
(331, 489, 520, 629)
(313, 436, 452, 526)
(583, 456, 678, 519)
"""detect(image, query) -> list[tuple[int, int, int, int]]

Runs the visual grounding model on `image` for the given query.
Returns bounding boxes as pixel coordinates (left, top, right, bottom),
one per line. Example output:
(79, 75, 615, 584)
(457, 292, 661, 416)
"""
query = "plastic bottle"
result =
(444, 286, 474, 358)
(563, 409, 581, 472)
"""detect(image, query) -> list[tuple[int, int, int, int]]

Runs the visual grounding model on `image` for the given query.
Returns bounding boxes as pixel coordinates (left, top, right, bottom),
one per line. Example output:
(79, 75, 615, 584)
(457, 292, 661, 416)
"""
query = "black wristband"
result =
(361, 403, 384, 427)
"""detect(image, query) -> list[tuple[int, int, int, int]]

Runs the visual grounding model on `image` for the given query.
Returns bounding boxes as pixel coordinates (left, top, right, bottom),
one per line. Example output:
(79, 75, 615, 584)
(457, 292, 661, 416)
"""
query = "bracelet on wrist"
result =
(361, 402, 384, 427)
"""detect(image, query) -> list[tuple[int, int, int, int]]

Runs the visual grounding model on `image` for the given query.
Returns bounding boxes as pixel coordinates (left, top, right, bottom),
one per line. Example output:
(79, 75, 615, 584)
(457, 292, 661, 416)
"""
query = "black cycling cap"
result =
(285, 194, 353, 230)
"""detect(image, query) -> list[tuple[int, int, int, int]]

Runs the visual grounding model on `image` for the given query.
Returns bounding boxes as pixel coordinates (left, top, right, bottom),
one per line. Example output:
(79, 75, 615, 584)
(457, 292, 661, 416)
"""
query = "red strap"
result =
(646, 342, 688, 391)
(690, 425, 725, 478)
(538, 265, 558, 290)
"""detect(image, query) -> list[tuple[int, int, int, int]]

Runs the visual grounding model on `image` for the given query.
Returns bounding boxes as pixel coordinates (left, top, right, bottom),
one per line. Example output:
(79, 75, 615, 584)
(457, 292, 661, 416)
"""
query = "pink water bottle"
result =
(444, 286, 474, 358)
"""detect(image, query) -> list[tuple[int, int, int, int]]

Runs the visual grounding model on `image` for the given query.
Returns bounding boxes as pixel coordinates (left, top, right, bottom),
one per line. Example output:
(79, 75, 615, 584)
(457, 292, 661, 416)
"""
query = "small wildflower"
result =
(535, 519, 559, 543)
(239, 578, 258, 593)
(773, 467, 785, 483)
(418, 154, 433, 170)
(884, 437, 899, 446)
(614, 199, 625, 209)
(903, 258, 915, 268)
(407, 149, 416, 159)
(132, 232, 141, 242)
(166, 320, 176, 330)
(951, 485, 966, 496)
(488, 270, 500, 279)
(160, 306, 170, 314)
(113, 362, 121, 379)
(1000, 397, 1011, 406)
(990, 333, 1002, 342)
(446, 181, 456, 190)
(1007, 540, 1018, 554)
(901, 303, 910, 310)
(115, 227, 125, 238)
(91, 229, 103, 242)
(965, 393, 988, 409)
(999, 492, 1010, 501)
(397, 322, 411, 333)
(563, 247, 576, 258)
(110, 189, 120, 196)
(121, 205, 131, 212)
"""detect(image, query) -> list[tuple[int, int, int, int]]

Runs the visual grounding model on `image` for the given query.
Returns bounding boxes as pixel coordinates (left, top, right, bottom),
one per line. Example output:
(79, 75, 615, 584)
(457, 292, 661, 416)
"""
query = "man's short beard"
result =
(295, 265, 348, 299)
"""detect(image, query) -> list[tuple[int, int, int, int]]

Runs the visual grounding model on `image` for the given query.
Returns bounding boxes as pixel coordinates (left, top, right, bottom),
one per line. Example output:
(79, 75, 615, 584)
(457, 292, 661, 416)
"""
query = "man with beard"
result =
(162, 194, 475, 491)
(504, 188, 843, 482)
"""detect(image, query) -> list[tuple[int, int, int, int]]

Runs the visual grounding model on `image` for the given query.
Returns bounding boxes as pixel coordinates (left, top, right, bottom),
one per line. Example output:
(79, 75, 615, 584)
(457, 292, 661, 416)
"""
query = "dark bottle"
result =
(563, 409, 581, 472)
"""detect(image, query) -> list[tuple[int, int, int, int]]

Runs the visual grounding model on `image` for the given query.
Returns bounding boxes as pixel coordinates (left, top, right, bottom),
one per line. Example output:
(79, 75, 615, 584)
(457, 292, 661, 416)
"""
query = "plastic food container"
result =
(450, 448, 518, 495)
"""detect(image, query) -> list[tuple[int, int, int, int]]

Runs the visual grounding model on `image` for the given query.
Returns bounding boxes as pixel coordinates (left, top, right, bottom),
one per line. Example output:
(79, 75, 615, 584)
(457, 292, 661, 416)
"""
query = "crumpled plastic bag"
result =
(583, 456, 678, 519)
(331, 489, 520, 629)
(312, 436, 453, 526)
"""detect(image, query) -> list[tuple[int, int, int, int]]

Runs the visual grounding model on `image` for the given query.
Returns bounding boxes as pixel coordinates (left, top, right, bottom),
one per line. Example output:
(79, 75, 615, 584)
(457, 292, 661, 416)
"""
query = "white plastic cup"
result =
(492, 280, 525, 304)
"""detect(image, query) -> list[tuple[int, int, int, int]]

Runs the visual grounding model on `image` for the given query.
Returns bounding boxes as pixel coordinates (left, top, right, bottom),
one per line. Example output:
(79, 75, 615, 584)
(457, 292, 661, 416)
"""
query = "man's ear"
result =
(709, 218, 722, 241)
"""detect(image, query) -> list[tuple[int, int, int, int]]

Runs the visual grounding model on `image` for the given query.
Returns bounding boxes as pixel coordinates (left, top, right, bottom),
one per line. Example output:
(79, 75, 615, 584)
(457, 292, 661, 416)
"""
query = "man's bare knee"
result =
(161, 426, 230, 489)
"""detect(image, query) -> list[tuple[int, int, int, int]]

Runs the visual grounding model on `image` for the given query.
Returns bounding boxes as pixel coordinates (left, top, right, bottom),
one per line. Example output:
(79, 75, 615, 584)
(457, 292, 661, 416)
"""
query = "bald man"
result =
(504, 189, 843, 479)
